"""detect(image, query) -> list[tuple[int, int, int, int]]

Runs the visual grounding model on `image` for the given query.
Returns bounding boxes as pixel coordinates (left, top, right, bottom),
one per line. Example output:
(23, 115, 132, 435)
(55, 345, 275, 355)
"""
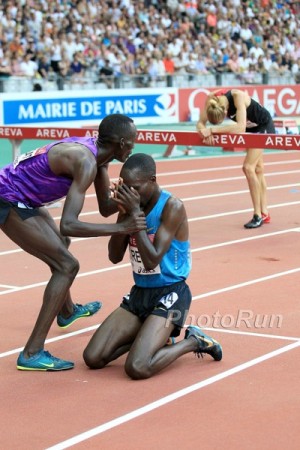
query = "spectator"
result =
(99, 59, 114, 88)
(33, 82, 42, 91)
(37, 54, 51, 79)
(0, 0, 299, 92)
(56, 50, 71, 90)
(226, 52, 241, 74)
(19, 52, 38, 78)
(50, 37, 62, 74)
(0, 49, 12, 77)
(69, 51, 86, 83)
(147, 54, 166, 85)
(249, 41, 265, 60)
(163, 52, 175, 87)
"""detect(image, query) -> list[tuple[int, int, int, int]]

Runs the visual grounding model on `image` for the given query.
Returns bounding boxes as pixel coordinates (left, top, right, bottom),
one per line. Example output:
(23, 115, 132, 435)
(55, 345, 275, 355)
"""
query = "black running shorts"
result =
(0, 196, 40, 224)
(246, 116, 275, 134)
(120, 281, 192, 337)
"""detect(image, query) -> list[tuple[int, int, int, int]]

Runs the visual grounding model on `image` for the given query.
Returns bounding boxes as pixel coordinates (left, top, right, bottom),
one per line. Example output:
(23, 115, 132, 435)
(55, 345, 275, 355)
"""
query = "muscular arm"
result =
(108, 213, 130, 263)
(196, 96, 210, 132)
(93, 165, 119, 217)
(134, 197, 188, 271)
(49, 144, 145, 237)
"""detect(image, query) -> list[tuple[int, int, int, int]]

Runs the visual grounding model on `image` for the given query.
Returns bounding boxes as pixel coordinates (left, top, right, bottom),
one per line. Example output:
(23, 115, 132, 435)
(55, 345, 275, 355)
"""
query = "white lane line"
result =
(184, 183, 300, 201)
(154, 159, 300, 177)
(96, 159, 300, 183)
(188, 201, 300, 221)
(0, 325, 100, 358)
(161, 170, 300, 189)
(202, 327, 300, 341)
(192, 227, 300, 252)
(1, 324, 298, 359)
(0, 263, 130, 295)
(0, 283, 19, 288)
(2, 200, 300, 257)
(45, 340, 300, 450)
(192, 267, 300, 300)
(62, 201, 300, 221)
(1, 228, 299, 295)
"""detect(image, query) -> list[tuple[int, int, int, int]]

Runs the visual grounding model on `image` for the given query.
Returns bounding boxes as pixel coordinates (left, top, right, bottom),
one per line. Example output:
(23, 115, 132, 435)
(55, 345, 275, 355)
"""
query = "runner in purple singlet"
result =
(0, 114, 146, 371)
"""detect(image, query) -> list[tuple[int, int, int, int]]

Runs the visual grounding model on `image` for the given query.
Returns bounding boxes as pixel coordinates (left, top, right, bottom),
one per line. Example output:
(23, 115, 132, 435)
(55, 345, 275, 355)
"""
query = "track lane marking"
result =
(1, 201, 300, 257)
(45, 340, 300, 450)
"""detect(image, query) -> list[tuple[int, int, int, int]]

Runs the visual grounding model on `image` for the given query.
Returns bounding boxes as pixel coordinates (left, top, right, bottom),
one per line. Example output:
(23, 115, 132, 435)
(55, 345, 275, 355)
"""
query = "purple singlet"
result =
(0, 137, 98, 207)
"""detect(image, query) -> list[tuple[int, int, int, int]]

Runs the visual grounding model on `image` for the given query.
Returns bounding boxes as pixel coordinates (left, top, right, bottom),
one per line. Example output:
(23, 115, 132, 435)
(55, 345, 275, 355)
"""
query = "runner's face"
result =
(121, 170, 155, 207)
(115, 124, 137, 162)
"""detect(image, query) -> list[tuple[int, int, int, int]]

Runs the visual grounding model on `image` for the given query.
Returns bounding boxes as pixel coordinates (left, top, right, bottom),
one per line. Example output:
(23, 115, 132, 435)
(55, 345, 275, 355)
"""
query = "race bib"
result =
(129, 234, 161, 276)
(13, 146, 47, 169)
(158, 292, 179, 309)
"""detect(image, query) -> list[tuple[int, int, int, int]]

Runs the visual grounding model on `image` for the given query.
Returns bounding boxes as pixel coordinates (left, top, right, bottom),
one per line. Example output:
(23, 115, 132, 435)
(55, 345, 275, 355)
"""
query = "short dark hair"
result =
(98, 114, 134, 143)
(122, 153, 156, 177)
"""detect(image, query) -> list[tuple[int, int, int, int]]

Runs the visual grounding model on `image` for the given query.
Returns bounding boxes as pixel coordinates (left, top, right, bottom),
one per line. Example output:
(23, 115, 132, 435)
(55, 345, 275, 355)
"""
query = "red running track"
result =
(0, 150, 300, 450)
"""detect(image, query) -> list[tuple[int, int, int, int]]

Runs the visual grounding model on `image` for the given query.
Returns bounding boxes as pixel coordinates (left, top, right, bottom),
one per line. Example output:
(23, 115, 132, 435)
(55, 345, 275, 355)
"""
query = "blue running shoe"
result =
(57, 301, 102, 329)
(17, 350, 74, 371)
(185, 326, 222, 361)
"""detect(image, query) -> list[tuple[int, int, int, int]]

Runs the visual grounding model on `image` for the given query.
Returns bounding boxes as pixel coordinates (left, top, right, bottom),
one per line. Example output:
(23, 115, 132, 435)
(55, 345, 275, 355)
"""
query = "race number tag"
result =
(159, 292, 178, 309)
(13, 146, 47, 168)
(129, 235, 161, 276)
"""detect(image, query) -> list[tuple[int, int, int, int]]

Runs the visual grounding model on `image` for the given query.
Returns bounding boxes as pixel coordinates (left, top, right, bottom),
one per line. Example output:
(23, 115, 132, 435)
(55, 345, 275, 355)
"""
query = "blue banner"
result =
(2, 93, 177, 125)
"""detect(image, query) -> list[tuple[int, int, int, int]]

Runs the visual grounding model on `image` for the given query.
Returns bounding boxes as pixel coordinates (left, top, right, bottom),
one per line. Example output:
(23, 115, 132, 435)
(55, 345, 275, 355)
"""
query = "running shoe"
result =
(184, 326, 223, 361)
(262, 212, 271, 223)
(17, 350, 74, 371)
(57, 301, 102, 328)
(244, 214, 263, 229)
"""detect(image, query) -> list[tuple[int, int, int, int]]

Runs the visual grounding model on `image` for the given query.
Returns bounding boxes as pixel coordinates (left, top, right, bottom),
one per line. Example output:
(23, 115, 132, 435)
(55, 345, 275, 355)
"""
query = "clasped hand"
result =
(198, 127, 215, 145)
(111, 179, 141, 215)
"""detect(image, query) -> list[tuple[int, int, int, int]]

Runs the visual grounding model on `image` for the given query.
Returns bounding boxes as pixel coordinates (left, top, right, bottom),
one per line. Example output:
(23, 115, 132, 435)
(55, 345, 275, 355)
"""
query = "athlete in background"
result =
(197, 89, 275, 229)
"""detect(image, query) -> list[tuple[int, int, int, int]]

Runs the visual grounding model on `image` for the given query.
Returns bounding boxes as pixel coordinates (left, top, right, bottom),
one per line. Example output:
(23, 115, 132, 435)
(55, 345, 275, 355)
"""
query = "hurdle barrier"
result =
(163, 119, 299, 156)
(220, 119, 299, 153)
(0, 125, 300, 162)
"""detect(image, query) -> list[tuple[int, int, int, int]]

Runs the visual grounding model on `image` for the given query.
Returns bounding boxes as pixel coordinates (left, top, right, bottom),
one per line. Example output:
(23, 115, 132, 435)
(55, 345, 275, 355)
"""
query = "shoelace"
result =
(194, 350, 204, 359)
(43, 351, 61, 362)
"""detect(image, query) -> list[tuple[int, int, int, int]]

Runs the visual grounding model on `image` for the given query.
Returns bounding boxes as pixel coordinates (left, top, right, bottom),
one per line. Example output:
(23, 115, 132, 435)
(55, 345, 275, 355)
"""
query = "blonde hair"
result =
(206, 96, 226, 125)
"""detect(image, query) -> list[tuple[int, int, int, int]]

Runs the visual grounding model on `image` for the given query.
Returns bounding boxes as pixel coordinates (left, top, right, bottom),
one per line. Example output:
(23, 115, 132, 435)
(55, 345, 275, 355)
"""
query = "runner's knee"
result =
(242, 163, 255, 177)
(255, 164, 264, 175)
(125, 357, 152, 380)
(83, 348, 107, 369)
(58, 254, 79, 278)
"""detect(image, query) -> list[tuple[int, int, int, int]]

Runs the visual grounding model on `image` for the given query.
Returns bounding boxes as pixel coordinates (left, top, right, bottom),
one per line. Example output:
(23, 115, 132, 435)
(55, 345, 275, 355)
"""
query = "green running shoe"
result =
(17, 350, 74, 371)
(57, 301, 102, 328)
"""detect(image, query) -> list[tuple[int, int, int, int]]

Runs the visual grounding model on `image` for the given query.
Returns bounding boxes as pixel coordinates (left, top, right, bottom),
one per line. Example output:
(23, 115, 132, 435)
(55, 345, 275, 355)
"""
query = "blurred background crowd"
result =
(0, 0, 299, 92)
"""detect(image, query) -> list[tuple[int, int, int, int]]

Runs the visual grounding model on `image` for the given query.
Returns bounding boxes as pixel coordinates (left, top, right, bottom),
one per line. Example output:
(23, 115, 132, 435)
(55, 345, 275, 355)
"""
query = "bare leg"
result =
(0, 209, 79, 357)
(125, 314, 198, 379)
(242, 148, 264, 216)
(38, 207, 79, 317)
(83, 308, 200, 379)
(255, 155, 268, 215)
(83, 307, 143, 368)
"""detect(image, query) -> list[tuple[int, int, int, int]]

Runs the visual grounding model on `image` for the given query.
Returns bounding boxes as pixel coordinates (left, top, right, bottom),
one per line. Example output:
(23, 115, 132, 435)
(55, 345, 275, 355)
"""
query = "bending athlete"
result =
(83, 153, 222, 379)
(197, 88, 275, 229)
(0, 114, 146, 371)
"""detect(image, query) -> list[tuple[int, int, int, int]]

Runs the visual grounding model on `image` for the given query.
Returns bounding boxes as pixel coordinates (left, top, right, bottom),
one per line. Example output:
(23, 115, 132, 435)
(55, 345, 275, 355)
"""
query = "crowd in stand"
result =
(0, 0, 299, 91)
